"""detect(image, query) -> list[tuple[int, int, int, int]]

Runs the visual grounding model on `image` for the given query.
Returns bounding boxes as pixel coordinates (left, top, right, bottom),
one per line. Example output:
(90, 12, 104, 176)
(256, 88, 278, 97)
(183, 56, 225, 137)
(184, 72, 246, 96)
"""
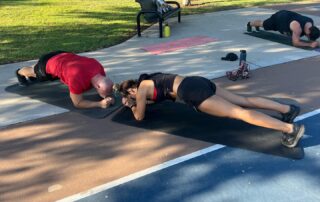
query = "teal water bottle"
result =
(163, 23, 171, 38)
(239, 50, 246, 65)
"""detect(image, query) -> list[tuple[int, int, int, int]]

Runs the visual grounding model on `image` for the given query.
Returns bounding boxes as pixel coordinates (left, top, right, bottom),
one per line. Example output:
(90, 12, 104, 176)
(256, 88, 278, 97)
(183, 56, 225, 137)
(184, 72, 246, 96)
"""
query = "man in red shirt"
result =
(16, 51, 114, 109)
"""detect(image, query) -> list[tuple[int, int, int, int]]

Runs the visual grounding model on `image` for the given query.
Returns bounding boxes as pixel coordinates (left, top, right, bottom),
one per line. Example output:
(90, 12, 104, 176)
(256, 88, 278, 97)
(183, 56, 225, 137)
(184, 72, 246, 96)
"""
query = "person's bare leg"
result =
(198, 95, 293, 133)
(215, 86, 290, 114)
(18, 66, 36, 78)
(250, 20, 263, 27)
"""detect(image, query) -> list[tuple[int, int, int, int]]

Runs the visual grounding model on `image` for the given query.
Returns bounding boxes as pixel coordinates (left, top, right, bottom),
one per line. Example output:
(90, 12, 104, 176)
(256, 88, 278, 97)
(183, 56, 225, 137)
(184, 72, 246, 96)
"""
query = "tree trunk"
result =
(182, 0, 191, 6)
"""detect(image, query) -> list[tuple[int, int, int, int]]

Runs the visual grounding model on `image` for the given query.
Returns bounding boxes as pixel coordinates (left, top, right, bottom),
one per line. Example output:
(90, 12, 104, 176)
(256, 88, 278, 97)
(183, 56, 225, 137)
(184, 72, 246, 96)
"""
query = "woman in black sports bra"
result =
(119, 72, 304, 148)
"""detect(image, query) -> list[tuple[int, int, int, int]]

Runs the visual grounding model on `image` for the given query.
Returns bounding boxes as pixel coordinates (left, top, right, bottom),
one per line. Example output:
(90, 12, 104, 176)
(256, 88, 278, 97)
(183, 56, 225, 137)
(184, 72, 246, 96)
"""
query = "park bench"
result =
(136, 0, 181, 38)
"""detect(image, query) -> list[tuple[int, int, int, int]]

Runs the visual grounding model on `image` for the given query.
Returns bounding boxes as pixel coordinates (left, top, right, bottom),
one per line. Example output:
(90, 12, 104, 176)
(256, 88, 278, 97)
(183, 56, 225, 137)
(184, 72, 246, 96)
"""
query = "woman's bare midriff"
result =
(170, 75, 185, 99)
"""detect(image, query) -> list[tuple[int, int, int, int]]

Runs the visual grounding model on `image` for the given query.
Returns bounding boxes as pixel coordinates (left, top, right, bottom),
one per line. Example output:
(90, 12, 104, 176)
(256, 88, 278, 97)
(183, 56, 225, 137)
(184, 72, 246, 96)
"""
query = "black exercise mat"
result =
(245, 30, 320, 51)
(5, 81, 122, 119)
(112, 101, 304, 159)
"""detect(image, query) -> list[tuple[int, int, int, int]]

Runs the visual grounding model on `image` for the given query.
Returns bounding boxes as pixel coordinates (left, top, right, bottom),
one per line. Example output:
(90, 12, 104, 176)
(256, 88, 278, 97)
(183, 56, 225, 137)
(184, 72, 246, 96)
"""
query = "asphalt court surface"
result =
(64, 112, 320, 202)
(1, 2, 320, 202)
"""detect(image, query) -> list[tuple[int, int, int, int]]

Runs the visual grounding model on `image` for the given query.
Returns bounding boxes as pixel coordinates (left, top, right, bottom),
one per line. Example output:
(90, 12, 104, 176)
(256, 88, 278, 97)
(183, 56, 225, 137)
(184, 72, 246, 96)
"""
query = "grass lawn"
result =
(0, 0, 307, 64)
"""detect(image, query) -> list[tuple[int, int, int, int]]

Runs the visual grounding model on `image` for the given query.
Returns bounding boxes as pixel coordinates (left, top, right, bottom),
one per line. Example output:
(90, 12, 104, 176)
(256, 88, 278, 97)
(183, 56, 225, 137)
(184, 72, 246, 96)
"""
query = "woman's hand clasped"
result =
(122, 97, 136, 108)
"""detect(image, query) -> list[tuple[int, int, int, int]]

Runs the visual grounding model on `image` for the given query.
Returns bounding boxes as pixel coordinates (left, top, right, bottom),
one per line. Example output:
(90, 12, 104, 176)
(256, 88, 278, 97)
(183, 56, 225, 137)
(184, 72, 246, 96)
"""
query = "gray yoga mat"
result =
(245, 30, 320, 51)
(5, 81, 122, 119)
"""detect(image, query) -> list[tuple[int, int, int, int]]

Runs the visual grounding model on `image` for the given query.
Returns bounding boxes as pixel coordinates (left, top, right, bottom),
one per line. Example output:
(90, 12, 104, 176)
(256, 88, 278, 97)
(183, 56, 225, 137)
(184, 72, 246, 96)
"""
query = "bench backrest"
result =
(136, 0, 159, 22)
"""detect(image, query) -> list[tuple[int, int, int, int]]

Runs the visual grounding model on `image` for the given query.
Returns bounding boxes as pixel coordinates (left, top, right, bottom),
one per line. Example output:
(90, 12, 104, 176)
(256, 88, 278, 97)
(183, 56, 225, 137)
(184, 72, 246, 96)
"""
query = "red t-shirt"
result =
(46, 53, 106, 94)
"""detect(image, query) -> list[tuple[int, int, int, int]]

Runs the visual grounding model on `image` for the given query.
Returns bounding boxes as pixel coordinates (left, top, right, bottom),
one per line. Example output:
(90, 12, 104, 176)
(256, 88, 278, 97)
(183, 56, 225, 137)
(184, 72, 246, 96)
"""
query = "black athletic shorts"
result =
(34, 62, 50, 81)
(34, 51, 66, 81)
(263, 13, 278, 31)
(177, 76, 216, 109)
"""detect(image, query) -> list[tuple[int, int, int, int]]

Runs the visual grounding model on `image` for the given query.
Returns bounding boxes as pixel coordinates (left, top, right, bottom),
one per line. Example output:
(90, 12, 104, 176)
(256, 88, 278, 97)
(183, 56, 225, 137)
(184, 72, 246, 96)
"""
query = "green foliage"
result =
(0, 0, 303, 64)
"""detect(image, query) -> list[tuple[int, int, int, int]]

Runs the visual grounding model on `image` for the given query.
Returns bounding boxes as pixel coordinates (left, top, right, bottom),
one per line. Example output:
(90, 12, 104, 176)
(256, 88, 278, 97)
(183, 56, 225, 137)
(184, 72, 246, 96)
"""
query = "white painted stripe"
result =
(56, 144, 225, 202)
(294, 108, 320, 122)
(57, 109, 320, 202)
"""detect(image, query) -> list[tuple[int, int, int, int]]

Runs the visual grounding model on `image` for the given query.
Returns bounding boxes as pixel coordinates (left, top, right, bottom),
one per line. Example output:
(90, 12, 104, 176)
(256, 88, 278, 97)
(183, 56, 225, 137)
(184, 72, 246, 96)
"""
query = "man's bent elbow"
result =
(292, 40, 301, 47)
(71, 100, 83, 109)
(292, 41, 299, 47)
(72, 103, 81, 109)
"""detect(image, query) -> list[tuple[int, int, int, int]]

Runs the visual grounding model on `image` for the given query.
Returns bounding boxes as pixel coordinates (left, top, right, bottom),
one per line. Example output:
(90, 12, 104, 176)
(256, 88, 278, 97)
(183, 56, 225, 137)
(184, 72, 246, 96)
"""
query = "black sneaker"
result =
(15, 69, 28, 86)
(247, 22, 252, 32)
(282, 123, 305, 148)
(281, 105, 300, 123)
